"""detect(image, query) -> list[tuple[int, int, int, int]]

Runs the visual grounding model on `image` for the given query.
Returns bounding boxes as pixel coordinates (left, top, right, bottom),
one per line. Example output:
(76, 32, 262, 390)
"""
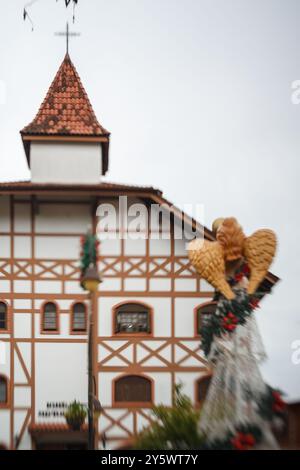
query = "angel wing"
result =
(243, 229, 277, 295)
(188, 239, 235, 300)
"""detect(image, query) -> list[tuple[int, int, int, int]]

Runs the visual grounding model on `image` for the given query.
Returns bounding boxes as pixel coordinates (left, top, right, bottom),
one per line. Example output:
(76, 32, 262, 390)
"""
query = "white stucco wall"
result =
(35, 203, 91, 233)
(30, 141, 102, 184)
(35, 235, 81, 259)
(0, 236, 10, 258)
(35, 343, 88, 422)
(0, 410, 10, 448)
(14, 203, 31, 233)
(0, 342, 10, 377)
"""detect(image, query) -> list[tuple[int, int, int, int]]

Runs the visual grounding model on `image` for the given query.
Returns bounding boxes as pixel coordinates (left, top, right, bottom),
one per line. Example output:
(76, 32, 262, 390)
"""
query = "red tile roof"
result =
(29, 423, 88, 433)
(21, 53, 109, 137)
(0, 180, 162, 195)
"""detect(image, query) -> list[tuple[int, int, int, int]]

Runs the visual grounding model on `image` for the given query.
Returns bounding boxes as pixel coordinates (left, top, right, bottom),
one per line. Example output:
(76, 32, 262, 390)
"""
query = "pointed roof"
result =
(21, 53, 109, 137)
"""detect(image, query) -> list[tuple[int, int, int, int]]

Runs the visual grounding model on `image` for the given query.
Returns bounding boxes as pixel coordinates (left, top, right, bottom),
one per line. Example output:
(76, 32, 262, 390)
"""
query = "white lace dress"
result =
(198, 281, 279, 449)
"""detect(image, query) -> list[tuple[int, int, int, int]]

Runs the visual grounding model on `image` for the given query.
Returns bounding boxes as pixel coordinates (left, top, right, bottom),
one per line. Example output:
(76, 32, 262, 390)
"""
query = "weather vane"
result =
(55, 22, 80, 55)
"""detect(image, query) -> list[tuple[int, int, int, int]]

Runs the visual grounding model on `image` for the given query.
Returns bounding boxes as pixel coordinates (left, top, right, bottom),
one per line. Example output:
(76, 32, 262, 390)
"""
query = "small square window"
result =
(115, 304, 150, 334)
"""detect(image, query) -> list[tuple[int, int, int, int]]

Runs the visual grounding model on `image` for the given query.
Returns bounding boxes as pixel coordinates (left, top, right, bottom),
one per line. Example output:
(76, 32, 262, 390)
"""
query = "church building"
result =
(0, 53, 277, 450)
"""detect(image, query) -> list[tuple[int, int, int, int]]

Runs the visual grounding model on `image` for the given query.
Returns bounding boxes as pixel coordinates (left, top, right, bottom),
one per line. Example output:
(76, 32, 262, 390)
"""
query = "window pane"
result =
(72, 304, 86, 331)
(44, 303, 56, 313)
(0, 304, 7, 330)
(115, 304, 150, 333)
(0, 303, 6, 314)
(73, 303, 85, 314)
(0, 312, 6, 330)
(43, 303, 57, 331)
(0, 378, 7, 403)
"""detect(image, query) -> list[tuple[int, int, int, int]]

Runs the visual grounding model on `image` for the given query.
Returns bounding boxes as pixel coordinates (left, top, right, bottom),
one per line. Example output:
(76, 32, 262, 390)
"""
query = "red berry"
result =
(231, 435, 247, 450)
(227, 324, 236, 332)
(243, 434, 255, 446)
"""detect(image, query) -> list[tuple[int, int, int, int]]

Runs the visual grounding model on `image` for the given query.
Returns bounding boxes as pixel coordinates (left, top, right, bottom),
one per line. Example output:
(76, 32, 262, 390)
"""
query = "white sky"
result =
(0, 0, 299, 400)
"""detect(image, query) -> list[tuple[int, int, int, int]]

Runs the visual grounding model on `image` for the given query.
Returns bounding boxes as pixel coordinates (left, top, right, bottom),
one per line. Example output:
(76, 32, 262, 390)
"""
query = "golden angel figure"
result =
(188, 217, 283, 450)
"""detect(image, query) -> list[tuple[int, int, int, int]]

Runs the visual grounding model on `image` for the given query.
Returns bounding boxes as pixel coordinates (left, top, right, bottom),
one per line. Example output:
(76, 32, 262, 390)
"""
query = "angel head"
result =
(214, 217, 246, 261)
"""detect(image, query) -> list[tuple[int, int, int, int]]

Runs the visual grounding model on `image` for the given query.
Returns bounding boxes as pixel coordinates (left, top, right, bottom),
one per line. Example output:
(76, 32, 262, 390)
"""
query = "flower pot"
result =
(66, 416, 85, 431)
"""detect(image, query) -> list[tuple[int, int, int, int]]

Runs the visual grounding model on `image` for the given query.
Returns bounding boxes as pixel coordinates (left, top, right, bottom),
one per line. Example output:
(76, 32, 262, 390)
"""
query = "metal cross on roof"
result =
(55, 22, 80, 55)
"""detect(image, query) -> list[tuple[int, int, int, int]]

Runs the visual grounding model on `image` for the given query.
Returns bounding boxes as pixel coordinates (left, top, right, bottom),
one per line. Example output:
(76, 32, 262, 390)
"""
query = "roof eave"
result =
(0, 182, 280, 288)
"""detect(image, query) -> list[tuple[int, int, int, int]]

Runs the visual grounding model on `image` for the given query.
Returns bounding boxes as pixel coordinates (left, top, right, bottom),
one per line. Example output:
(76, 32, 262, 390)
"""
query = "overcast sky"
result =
(0, 0, 299, 400)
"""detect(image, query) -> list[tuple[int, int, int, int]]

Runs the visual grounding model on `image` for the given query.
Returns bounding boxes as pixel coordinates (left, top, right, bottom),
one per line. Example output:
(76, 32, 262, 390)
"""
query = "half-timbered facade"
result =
(0, 54, 277, 450)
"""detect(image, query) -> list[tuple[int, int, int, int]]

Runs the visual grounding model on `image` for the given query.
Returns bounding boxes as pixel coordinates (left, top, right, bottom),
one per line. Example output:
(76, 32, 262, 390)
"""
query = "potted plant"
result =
(65, 400, 87, 431)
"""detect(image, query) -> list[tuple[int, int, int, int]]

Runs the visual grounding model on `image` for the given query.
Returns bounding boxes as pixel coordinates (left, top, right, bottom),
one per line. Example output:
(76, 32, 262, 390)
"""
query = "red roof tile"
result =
(21, 53, 109, 137)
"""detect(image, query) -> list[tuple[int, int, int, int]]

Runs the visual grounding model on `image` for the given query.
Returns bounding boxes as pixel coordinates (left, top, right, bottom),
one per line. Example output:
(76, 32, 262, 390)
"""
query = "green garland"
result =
(256, 385, 286, 422)
(80, 233, 99, 290)
(201, 423, 262, 450)
(200, 289, 260, 357)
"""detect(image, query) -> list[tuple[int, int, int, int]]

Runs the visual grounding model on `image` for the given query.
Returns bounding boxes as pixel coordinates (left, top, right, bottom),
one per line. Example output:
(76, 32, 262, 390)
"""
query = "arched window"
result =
(114, 375, 152, 405)
(196, 302, 217, 336)
(0, 302, 7, 331)
(42, 302, 58, 332)
(114, 303, 151, 334)
(71, 303, 87, 332)
(196, 375, 212, 405)
(0, 376, 8, 405)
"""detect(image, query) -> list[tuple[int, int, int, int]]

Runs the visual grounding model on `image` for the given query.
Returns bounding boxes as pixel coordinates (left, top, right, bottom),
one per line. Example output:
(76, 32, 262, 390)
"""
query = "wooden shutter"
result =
(115, 376, 152, 403)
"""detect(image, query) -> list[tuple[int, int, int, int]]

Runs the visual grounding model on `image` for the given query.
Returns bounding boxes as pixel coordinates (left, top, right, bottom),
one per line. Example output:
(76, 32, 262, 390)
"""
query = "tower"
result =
(21, 54, 110, 184)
